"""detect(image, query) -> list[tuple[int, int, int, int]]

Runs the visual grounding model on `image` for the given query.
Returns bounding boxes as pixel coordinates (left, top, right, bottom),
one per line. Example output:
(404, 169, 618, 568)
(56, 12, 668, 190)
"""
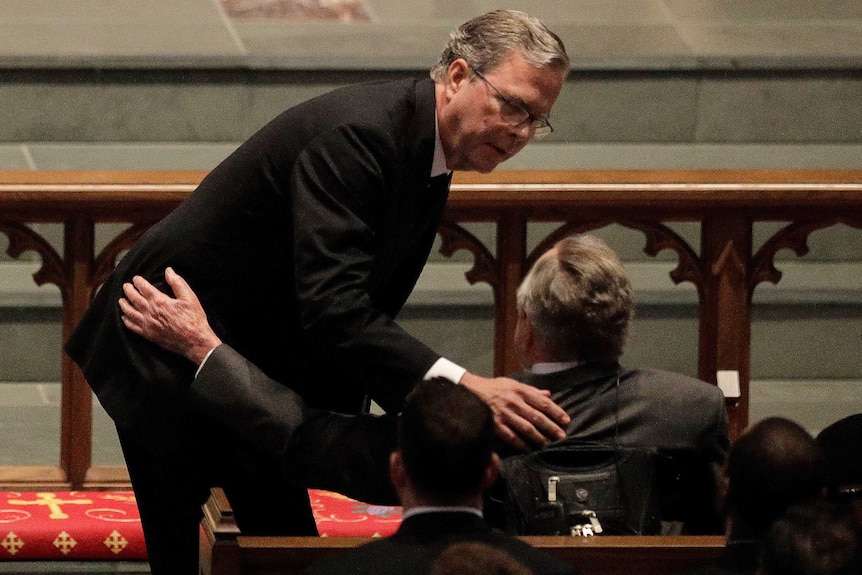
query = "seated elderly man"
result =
(119, 234, 728, 534)
(492, 234, 729, 534)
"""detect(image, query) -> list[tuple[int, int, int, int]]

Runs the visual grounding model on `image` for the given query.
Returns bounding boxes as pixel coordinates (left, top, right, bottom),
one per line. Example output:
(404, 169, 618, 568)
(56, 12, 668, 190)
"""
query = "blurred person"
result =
(759, 499, 860, 575)
(817, 414, 862, 529)
(684, 417, 827, 575)
(429, 542, 535, 575)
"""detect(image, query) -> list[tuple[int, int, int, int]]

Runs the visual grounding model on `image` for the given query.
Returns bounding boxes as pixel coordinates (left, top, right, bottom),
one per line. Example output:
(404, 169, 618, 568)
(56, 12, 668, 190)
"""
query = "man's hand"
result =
(458, 372, 570, 451)
(119, 267, 221, 365)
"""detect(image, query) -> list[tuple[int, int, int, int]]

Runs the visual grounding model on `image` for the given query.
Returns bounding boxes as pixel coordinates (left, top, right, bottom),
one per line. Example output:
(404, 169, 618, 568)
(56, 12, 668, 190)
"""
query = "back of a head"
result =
(725, 417, 826, 537)
(817, 414, 862, 501)
(760, 499, 860, 575)
(517, 234, 634, 363)
(399, 379, 495, 503)
(430, 9, 569, 81)
(429, 542, 533, 575)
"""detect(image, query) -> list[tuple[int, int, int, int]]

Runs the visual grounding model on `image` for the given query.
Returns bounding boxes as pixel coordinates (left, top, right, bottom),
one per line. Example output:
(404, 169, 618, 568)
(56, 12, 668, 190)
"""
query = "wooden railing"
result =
(1, 169, 861, 490)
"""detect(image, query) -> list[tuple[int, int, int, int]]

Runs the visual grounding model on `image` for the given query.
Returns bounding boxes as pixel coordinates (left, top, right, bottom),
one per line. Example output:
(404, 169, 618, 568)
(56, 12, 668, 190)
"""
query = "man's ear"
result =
(445, 58, 471, 96)
(717, 472, 729, 513)
(390, 451, 407, 490)
(480, 453, 501, 490)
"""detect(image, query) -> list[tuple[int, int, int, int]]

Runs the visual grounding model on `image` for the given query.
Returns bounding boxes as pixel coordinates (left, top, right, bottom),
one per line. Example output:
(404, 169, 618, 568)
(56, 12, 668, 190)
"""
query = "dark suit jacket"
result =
(303, 511, 576, 575)
(66, 77, 449, 426)
(509, 362, 730, 534)
(193, 344, 400, 504)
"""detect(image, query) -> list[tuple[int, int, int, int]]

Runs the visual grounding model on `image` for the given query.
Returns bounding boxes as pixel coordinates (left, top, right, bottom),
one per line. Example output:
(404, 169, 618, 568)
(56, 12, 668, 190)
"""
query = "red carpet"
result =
(0, 490, 402, 560)
(0, 491, 146, 560)
(309, 489, 402, 537)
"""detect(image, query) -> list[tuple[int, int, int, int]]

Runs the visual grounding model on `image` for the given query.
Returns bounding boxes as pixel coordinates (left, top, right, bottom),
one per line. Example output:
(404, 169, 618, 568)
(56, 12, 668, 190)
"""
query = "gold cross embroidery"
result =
(53, 531, 77, 555)
(1, 532, 24, 556)
(104, 530, 129, 554)
(8, 493, 93, 519)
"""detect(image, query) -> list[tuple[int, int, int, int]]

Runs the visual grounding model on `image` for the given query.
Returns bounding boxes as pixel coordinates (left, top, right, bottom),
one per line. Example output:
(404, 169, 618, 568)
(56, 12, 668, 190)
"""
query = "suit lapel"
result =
(395, 78, 448, 251)
(371, 79, 449, 312)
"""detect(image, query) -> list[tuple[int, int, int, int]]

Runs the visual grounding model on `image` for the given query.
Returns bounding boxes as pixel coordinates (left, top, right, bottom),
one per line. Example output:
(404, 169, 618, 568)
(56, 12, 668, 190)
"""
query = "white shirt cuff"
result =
(424, 357, 467, 384)
(194, 345, 219, 378)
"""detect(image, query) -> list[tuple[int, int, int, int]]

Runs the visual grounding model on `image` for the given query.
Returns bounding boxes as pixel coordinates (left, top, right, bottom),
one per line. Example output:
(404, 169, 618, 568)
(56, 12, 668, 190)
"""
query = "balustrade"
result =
(1, 169, 861, 489)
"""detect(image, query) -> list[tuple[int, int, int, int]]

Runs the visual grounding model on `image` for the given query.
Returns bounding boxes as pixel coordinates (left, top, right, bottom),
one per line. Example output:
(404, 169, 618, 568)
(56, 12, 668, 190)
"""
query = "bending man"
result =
(66, 10, 570, 574)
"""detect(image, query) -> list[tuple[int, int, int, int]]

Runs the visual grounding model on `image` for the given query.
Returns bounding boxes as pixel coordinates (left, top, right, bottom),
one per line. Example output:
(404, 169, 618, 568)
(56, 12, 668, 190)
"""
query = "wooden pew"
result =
(200, 488, 726, 575)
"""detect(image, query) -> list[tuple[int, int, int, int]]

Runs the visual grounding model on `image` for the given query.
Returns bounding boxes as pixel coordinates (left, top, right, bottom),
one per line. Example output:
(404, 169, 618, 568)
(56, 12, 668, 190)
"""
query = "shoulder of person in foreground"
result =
(303, 534, 576, 575)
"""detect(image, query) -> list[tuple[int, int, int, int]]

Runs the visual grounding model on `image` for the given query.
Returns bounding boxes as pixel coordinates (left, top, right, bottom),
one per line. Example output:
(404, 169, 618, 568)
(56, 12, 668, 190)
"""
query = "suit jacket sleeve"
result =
(192, 344, 308, 456)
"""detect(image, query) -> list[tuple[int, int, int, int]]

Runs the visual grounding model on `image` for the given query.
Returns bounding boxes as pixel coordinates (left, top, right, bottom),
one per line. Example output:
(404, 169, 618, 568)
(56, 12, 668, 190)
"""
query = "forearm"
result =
(192, 344, 309, 457)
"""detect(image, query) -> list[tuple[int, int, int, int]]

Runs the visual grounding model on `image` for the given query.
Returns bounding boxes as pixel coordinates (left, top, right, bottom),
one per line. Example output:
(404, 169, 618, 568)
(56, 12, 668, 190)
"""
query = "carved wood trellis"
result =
(1, 169, 861, 489)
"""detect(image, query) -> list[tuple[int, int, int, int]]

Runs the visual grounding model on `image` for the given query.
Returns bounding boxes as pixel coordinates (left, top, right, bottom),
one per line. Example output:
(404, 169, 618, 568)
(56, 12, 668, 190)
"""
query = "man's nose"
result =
(509, 120, 532, 141)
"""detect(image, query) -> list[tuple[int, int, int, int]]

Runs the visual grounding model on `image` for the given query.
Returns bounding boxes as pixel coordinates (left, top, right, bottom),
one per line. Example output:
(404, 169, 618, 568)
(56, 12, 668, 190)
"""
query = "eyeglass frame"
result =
(471, 68, 554, 140)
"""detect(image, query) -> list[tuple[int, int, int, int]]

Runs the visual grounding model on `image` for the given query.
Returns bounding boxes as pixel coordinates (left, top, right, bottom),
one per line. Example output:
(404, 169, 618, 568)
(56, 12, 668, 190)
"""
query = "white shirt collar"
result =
(431, 110, 450, 177)
(531, 361, 580, 375)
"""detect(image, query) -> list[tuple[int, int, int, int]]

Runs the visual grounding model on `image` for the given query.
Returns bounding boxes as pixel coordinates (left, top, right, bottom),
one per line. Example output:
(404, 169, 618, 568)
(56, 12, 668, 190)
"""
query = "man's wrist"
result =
(424, 357, 467, 385)
(193, 344, 221, 378)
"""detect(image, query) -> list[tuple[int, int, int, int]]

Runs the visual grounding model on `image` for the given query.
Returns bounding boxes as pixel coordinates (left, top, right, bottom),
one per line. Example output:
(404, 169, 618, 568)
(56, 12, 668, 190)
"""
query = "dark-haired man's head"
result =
(722, 417, 826, 539)
(391, 379, 499, 508)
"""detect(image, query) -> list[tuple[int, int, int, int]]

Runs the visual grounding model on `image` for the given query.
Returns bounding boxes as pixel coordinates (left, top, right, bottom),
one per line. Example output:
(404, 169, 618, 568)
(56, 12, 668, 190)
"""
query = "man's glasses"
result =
(473, 69, 553, 141)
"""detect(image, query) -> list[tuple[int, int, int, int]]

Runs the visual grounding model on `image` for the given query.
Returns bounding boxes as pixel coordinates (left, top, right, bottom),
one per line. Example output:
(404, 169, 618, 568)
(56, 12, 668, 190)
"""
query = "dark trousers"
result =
(117, 409, 318, 575)
(287, 410, 400, 505)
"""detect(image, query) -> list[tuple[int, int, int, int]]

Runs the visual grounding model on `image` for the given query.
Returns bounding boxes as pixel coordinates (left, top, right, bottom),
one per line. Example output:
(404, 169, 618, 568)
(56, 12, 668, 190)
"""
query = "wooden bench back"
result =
(200, 488, 725, 575)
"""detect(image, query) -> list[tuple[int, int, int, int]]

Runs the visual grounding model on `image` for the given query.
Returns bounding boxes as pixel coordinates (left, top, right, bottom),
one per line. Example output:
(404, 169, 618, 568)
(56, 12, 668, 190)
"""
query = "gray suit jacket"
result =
(510, 362, 730, 533)
(193, 344, 399, 504)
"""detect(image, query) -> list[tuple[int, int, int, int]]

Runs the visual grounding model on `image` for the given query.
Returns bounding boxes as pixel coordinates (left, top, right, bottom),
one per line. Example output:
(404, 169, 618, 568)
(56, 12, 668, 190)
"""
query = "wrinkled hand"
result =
(459, 372, 570, 451)
(119, 267, 221, 365)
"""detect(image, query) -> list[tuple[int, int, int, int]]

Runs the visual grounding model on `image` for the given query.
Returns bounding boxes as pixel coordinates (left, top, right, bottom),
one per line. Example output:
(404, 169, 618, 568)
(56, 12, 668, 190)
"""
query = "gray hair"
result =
(517, 234, 633, 363)
(430, 10, 569, 81)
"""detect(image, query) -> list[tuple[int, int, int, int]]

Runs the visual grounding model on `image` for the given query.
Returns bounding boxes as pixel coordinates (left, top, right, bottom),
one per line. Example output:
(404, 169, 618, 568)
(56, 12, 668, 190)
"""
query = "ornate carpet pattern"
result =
(0, 491, 146, 560)
(309, 489, 402, 537)
(0, 490, 402, 560)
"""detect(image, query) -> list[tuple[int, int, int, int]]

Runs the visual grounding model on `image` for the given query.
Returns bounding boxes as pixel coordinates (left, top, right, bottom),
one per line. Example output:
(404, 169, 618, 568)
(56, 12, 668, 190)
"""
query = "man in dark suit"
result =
(503, 233, 731, 534)
(303, 379, 576, 575)
(65, 9, 570, 575)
